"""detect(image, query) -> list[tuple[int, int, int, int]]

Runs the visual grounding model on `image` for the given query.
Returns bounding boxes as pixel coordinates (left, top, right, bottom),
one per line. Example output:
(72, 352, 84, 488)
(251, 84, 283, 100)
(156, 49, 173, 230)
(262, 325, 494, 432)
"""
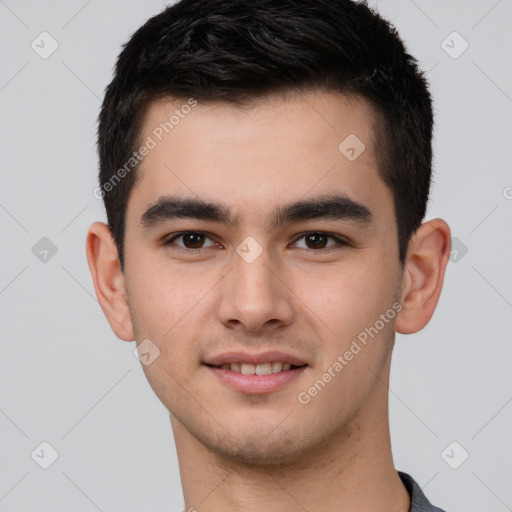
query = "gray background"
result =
(1, 1, 511, 511)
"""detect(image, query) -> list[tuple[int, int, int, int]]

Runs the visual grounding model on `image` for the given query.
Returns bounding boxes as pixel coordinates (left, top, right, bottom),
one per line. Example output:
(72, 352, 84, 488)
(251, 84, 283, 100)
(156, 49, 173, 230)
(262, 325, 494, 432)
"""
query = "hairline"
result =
(129, 86, 386, 204)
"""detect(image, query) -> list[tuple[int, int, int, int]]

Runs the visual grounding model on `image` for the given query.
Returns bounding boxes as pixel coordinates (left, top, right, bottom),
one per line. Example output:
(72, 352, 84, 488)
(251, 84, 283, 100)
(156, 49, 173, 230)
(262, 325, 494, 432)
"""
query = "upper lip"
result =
(204, 350, 309, 366)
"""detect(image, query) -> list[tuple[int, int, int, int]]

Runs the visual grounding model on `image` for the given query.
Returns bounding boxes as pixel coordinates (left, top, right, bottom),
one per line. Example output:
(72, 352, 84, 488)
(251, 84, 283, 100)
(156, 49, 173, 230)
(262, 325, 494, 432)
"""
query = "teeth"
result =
(256, 363, 272, 375)
(218, 362, 299, 374)
(272, 362, 283, 373)
(241, 363, 256, 375)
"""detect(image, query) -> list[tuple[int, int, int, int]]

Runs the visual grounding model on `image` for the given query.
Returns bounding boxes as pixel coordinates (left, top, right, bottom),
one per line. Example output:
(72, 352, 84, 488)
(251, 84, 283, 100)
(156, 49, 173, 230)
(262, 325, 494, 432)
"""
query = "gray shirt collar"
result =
(398, 471, 447, 512)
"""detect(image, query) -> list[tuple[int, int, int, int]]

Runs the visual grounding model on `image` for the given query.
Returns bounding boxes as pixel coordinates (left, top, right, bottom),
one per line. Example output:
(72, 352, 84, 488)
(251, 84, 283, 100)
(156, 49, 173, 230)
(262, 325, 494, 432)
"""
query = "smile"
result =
(211, 362, 304, 374)
(205, 363, 308, 394)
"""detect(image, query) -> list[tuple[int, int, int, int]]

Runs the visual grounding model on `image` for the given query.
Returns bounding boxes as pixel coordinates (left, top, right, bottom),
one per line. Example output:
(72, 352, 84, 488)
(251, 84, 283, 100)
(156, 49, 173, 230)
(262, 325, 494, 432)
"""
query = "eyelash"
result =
(161, 231, 349, 253)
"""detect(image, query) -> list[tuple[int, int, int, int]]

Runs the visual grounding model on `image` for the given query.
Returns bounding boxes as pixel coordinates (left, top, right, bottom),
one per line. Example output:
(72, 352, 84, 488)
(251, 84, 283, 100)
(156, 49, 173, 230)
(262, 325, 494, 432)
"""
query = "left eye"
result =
(292, 232, 348, 250)
(162, 231, 347, 251)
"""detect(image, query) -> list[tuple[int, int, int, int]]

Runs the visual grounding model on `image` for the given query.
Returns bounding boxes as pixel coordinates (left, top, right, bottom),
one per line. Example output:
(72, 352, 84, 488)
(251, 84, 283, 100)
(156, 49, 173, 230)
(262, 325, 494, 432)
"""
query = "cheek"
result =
(126, 258, 220, 342)
(292, 261, 392, 333)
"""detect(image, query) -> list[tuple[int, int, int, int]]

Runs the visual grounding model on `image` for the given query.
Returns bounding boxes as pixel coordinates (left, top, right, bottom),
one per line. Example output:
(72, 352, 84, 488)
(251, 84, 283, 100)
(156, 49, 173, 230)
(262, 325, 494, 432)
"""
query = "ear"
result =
(85, 222, 135, 341)
(395, 218, 451, 335)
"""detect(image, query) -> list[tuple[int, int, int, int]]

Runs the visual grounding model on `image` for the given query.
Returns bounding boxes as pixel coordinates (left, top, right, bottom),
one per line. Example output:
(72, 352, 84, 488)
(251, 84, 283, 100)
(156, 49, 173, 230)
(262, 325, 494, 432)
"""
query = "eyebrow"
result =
(140, 193, 373, 230)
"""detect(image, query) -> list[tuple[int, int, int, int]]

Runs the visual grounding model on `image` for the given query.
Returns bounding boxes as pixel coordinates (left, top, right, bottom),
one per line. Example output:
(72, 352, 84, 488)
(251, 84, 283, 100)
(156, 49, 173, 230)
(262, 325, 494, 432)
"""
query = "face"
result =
(122, 90, 404, 465)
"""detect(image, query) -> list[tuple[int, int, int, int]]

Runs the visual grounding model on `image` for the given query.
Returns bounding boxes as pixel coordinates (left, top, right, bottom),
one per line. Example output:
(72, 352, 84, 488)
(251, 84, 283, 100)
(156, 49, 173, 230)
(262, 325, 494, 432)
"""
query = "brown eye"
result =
(181, 232, 206, 248)
(304, 233, 328, 249)
(292, 232, 348, 251)
(163, 231, 217, 250)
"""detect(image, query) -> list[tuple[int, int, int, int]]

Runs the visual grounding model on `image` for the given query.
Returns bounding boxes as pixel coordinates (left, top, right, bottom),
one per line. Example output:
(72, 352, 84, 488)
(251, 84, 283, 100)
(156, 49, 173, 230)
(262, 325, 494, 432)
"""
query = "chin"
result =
(197, 419, 322, 468)
(212, 436, 304, 467)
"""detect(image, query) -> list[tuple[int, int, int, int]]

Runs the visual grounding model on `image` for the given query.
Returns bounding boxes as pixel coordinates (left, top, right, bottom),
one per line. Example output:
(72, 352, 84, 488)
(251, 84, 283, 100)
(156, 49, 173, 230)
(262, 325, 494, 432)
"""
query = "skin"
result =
(86, 89, 451, 512)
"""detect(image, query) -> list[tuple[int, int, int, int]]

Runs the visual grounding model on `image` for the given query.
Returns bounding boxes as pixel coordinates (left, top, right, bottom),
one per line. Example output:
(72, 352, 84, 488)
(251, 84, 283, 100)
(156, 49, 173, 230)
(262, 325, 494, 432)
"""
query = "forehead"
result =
(127, 89, 393, 230)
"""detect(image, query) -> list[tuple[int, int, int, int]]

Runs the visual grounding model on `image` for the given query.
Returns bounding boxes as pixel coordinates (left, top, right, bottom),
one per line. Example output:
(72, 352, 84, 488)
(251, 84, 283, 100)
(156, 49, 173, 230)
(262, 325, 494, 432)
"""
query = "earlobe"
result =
(395, 218, 451, 335)
(85, 222, 135, 341)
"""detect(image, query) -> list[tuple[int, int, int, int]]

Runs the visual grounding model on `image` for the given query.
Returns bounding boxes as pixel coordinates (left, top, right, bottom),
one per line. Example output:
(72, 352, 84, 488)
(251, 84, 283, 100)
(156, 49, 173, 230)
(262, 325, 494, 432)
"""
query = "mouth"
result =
(203, 351, 309, 394)
(205, 362, 306, 375)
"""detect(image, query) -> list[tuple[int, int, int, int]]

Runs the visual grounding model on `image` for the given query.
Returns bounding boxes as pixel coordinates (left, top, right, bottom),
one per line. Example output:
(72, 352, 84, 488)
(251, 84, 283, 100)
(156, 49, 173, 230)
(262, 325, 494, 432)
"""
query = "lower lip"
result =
(205, 365, 308, 394)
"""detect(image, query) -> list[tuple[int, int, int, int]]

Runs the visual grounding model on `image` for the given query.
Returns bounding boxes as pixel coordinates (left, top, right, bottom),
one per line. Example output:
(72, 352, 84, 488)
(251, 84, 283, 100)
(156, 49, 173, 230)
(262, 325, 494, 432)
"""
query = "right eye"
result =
(161, 231, 220, 251)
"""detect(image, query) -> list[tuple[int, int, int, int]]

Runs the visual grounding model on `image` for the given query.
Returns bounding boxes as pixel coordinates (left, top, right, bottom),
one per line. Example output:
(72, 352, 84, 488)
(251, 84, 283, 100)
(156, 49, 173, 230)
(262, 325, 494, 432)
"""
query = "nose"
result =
(216, 248, 294, 335)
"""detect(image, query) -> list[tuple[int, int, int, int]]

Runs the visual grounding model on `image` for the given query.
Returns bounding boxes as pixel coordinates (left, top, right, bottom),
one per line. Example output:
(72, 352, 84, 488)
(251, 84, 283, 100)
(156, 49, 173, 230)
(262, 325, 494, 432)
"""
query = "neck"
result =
(172, 375, 410, 512)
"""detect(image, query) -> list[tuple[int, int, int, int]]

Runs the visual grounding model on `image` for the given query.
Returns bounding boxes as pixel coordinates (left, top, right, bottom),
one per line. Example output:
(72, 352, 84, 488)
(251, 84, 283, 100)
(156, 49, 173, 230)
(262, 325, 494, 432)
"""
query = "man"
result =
(86, 0, 451, 510)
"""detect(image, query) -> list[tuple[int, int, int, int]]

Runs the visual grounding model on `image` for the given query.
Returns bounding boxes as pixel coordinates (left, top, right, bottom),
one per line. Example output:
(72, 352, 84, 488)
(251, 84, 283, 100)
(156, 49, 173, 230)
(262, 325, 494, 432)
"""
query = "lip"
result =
(203, 350, 308, 366)
(206, 364, 308, 394)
